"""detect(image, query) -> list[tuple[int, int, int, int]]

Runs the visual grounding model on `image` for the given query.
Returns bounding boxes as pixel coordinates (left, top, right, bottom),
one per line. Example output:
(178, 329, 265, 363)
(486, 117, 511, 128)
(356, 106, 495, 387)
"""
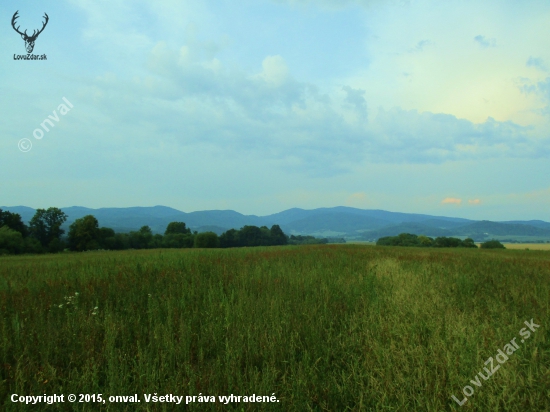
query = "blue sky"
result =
(1, 0, 550, 220)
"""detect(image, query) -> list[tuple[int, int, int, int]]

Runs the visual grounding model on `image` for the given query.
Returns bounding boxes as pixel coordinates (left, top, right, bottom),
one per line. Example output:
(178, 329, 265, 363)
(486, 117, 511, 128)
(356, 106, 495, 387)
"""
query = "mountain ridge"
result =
(1, 205, 549, 241)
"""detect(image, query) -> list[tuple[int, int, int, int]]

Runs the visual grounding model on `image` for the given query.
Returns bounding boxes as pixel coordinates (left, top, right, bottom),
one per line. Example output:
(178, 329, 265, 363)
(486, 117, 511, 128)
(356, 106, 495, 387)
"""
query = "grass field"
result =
(502, 243, 550, 251)
(1, 245, 549, 411)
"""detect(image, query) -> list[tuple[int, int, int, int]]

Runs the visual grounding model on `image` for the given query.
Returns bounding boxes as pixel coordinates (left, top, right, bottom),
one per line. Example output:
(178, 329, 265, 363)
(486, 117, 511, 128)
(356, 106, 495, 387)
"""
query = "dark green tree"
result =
(219, 229, 240, 248)
(98, 227, 115, 248)
(165, 222, 192, 235)
(461, 238, 478, 248)
(0, 226, 25, 254)
(103, 233, 129, 250)
(239, 226, 266, 247)
(152, 234, 164, 248)
(480, 240, 505, 249)
(29, 207, 68, 250)
(194, 231, 219, 248)
(162, 233, 194, 248)
(433, 237, 462, 248)
(0, 209, 28, 237)
(67, 215, 101, 251)
(417, 235, 433, 247)
(289, 235, 328, 245)
(128, 226, 154, 249)
(270, 225, 288, 245)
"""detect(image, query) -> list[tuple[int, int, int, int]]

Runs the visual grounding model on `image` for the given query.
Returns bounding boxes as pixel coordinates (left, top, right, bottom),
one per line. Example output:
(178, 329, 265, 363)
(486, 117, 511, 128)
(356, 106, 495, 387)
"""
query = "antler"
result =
(11, 11, 27, 37)
(29, 13, 49, 40)
(11, 11, 49, 40)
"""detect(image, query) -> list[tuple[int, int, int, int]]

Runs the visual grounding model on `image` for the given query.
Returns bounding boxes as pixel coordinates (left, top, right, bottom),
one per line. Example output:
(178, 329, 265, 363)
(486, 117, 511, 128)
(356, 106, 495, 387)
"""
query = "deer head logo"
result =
(11, 11, 49, 54)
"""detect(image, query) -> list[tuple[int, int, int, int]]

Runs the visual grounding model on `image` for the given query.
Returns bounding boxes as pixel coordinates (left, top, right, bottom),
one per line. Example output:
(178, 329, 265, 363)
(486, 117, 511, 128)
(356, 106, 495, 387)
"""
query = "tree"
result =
(165, 222, 191, 235)
(462, 238, 478, 248)
(0, 226, 25, 255)
(433, 237, 462, 248)
(289, 235, 326, 245)
(29, 207, 67, 250)
(417, 235, 433, 247)
(270, 225, 288, 245)
(480, 240, 505, 249)
(194, 232, 219, 248)
(68, 215, 101, 251)
(239, 226, 266, 247)
(0, 209, 28, 237)
(128, 226, 153, 249)
(98, 227, 115, 248)
(219, 229, 240, 248)
(163, 233, 194, 248)
(102, 233, 129, 250)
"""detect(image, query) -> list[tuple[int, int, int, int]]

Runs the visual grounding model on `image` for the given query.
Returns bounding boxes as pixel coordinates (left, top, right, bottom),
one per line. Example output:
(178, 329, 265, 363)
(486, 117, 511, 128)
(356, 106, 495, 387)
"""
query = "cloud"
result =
(468, 199, 481, 205)
(364, 108, 541, 163)
(53, 3, 550, 178)
(256, 55, 290, 87)
(411, 39, 433, 52)
(341, 86, 367, 115)
(519, 76, 550, 116)
(80, 41, 550, 179)
(474, 35, 497, 48)
(442, 197, 462, 205)
(526, 57, 548, 72)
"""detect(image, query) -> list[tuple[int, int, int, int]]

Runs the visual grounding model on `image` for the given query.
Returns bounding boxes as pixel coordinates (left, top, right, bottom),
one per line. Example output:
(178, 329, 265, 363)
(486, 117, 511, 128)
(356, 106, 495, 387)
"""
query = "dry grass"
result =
(502, 243, 550, 250)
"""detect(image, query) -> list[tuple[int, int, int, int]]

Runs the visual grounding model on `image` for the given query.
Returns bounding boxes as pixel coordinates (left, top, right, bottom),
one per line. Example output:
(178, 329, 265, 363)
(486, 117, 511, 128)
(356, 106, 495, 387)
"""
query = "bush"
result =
(480, 240, 506, 249)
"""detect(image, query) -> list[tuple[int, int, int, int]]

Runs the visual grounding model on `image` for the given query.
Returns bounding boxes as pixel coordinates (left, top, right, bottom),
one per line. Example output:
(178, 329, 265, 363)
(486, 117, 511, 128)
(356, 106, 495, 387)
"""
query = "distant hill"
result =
(0, 206, 36, 223)
(281, 212, 391, 235)
(453, 221, 550, 237)
(1, 205, 549, 241)
(499, 220, 550, 230)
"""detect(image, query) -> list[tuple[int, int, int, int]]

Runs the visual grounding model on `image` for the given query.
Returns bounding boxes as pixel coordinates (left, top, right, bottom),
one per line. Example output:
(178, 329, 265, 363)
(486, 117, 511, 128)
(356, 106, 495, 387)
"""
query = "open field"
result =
(1, 245, 549, 411)
(502, 243, 550, 251)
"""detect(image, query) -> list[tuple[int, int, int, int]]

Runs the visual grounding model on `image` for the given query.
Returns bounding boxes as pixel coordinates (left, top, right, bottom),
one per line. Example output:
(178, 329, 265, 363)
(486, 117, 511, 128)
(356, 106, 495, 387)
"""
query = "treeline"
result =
(288, 235, 346, 245)
(0, 207, 66, 254)
(0, 207, 333, 255)
(376, 233, 477, 248)
(376, 233, 506, 249)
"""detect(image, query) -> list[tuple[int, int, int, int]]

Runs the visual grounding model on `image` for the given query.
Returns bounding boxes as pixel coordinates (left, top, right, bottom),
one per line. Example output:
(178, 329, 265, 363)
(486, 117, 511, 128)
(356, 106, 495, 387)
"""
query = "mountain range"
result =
(2, 205, 550, 242)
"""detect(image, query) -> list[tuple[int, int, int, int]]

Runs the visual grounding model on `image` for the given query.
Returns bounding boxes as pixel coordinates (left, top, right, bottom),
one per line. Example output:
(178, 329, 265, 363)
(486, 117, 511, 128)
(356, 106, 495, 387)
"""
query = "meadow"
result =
(0, 245, 549, 411)
(502, 243, 550, 251)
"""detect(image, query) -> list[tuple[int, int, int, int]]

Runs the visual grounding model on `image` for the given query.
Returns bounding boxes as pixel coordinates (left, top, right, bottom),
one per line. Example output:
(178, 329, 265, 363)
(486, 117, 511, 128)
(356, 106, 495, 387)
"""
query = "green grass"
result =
(1, 245, 549, 411)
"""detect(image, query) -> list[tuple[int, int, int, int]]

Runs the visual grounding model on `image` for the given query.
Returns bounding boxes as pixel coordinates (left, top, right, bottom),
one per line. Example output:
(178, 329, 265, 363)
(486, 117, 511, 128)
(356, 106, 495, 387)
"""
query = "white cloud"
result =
(257, 55, 290, 86)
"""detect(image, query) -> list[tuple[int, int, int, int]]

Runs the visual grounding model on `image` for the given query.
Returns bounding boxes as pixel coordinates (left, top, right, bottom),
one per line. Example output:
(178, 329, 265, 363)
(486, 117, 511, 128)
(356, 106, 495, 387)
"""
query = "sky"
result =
(1, 0, 550, 220)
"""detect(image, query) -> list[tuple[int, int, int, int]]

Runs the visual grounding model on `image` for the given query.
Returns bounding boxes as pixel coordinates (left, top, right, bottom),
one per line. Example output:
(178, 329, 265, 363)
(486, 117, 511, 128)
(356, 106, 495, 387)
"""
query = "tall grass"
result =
(1, 245, 549, 411)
